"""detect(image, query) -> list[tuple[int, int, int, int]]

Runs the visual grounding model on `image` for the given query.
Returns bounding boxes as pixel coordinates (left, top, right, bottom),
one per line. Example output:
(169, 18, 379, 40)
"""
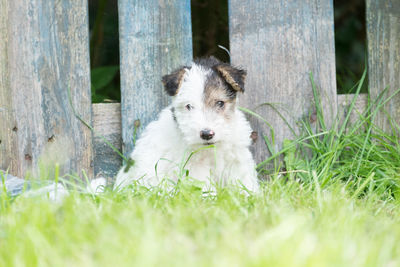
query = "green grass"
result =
(2, 74, 400, 266)
(0, 179, 399, 267)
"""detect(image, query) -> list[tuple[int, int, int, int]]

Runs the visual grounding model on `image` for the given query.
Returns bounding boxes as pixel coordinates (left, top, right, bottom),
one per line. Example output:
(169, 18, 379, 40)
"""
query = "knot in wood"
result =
(309, 112, 317, 123)
(250, 131, 258, 143)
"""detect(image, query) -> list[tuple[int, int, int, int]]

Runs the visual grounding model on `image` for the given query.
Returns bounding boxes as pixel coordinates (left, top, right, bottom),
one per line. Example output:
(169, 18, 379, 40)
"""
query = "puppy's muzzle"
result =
(200, 129, 215, 141)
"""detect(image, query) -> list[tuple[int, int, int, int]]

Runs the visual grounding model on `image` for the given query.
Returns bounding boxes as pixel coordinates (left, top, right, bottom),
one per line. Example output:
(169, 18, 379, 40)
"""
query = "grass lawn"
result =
(0, 178, 399, 267)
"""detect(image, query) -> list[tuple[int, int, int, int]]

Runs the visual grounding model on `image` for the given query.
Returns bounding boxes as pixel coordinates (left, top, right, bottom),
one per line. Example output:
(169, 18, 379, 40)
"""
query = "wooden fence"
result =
(0, 0, 399, 180)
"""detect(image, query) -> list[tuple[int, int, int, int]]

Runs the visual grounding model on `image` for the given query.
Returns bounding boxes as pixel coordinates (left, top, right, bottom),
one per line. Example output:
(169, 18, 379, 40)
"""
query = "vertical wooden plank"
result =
(0, 0, 12, 173)
(367, 0, 400, 132)
(338, 94, 368, 132)
(118, 0, 193, 157)
(0, 0, 93, 178)
(92, 103, 122, 179)
(229, 0, 337, 164)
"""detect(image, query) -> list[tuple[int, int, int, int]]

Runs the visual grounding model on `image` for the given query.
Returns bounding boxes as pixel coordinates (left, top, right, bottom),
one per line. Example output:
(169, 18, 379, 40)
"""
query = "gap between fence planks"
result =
(92, 93, 368, 179)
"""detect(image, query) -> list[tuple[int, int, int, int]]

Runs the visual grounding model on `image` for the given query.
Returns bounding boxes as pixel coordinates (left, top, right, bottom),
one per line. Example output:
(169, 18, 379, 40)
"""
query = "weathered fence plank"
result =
(0, 1, 12, 174)
(118, 0, 193, 158)
(92, 103, 122, 179)
(367, 0, 400, 133)
(229, 0, 338, 164)
(0, 0, 93, 178)
(338, 94, 368, 130)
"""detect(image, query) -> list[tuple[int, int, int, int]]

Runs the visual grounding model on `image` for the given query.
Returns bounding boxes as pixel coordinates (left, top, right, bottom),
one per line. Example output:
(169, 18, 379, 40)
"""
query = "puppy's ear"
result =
(162, 67, 187, 96)
(215, 64, 247, 93)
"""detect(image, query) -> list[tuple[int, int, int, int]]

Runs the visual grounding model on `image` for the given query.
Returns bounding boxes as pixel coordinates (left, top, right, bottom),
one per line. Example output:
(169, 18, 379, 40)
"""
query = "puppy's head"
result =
(162, 57, 247, 146)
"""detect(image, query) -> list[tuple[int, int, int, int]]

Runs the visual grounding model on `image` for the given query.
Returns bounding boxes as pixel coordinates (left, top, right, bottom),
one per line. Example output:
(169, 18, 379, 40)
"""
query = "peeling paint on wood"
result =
(0, 0, 93, 178)
(229, 0, 338, 164)
(118, 0, 193, 158)
(367, 0, 400, 133)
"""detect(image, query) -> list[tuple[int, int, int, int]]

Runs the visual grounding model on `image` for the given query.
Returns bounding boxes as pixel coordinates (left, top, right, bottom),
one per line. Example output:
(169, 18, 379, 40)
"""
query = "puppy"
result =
(114, 57, 259, 192)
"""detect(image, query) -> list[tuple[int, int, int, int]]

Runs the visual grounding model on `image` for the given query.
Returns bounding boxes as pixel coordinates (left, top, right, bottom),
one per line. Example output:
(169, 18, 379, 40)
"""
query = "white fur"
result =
(114, 63, 259, 192)
(87, 177, 107, 194)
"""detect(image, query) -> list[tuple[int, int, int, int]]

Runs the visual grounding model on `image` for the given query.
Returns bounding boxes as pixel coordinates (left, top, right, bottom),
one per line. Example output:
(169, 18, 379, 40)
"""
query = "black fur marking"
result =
(194, 56, 247, 93)
(162, 57, 246, 97)
(170, 107, 177, 122)
(162, 67, 188, 96)
(193, 56, 222, 68)
(204, 72, 237, 100)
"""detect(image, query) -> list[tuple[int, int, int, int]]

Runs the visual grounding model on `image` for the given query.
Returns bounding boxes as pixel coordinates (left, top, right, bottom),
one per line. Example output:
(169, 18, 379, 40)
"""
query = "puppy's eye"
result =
(216, 101, 225, 108)
(185, 104, 193, 111)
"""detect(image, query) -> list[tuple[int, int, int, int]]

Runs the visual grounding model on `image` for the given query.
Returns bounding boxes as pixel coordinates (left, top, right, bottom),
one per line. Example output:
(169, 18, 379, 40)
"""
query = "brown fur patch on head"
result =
(203, 72, 237, 118)
(162, 67, 188, 96)
(214, 64, 247, 93)
(193, 56, 247, 93)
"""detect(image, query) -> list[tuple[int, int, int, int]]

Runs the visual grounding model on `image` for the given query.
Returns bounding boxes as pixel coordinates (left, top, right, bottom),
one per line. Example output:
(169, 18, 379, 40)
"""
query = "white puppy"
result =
(115, 57, 259, 192)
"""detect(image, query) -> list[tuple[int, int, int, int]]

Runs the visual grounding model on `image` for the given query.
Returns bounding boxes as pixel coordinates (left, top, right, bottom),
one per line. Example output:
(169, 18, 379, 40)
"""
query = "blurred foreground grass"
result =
(0, 177, 399, 267)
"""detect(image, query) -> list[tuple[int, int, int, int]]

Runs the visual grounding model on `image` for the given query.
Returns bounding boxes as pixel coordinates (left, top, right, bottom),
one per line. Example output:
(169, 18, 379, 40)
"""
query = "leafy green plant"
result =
(90, 65, 119, 103)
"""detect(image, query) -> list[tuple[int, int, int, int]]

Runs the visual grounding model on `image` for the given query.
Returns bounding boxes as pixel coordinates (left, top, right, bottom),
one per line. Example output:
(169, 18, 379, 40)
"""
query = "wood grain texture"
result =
(118, 0, 193, 158)
(338, 94, 368, 130)
(0, 0, 93, 178)
(229, 0, 337, 164)
(367, 0, 400, 133)
(92, 103, 122, 179)
(0, 0, 13, 174)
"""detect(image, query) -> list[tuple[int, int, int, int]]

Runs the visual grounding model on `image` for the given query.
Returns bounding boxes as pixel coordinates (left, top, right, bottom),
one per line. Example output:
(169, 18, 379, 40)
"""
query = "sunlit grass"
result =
(0, 178, 399, 267)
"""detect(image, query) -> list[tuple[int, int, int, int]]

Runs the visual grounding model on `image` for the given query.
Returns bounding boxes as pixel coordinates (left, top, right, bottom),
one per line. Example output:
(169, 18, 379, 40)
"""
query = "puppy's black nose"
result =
(200, 129, 215, 140)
